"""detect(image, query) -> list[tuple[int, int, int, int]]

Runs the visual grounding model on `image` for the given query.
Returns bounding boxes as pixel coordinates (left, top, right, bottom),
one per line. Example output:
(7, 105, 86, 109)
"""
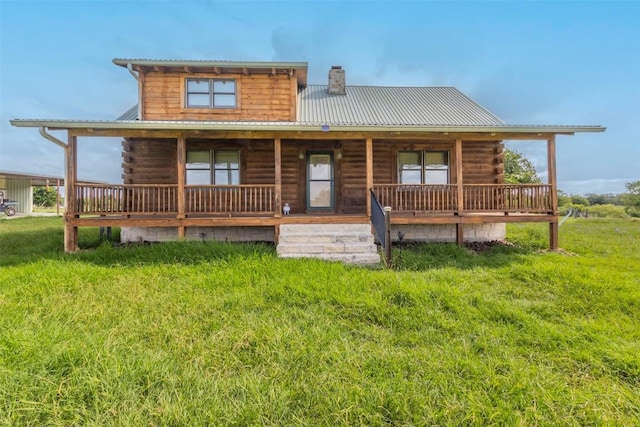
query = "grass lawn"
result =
(0, 217, 638, 425)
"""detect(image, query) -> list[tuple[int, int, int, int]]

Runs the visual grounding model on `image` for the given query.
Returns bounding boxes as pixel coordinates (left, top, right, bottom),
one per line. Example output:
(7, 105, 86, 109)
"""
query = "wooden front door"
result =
(306, 152, 334, 211)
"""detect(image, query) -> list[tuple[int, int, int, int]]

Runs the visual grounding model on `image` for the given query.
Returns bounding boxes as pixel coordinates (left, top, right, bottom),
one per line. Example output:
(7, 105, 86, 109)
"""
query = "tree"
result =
(503, 149, 541, 184)
(621, 180, 640, 217)
(33, 186, 59, 208)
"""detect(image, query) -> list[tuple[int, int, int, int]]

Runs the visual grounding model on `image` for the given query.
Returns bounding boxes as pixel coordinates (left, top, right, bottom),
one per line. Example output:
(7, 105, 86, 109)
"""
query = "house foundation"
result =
(389, 223, 506, 243)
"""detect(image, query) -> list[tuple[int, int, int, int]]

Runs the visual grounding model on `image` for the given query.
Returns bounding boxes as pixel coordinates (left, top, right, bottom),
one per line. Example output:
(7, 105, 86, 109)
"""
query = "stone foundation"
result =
(389, 223, 506, 243)
(120, 226, 275, 243)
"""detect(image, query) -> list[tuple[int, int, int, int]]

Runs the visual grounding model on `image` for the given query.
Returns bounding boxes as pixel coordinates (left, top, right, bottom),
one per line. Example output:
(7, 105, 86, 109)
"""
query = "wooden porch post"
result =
(177, 136, 186, 239)
(548, 135, 559, 250)
(366, 137, 373, 217)
(455, 138, 464, 246)
(274, 137, 282, 217)
(64, 132, 78, 252)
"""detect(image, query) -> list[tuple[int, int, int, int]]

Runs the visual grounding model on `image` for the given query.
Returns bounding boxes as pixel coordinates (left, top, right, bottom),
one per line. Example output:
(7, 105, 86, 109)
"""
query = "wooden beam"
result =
(66, 129, 558, 141)
(274, 138, 282, 217)
(549, 220, 559, 250)
(547, 135, 558, 214)
(548, 135, 559, 250)
(366, 137, 373, 217)
(456, 223, 464, 246)
(455, 138, 464, 215)
(177, 136, 186, 220)
(64, 133, 78, 252)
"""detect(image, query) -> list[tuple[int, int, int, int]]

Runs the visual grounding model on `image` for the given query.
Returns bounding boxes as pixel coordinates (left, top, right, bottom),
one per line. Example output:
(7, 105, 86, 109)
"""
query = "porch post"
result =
(547, 135, 559, 250)
(176, 135, 186, 239)
(274, 137, 282, 217)
(455, 138, 464, 246)
(366, 137, 373, 217)
(64, 132, 78, 252)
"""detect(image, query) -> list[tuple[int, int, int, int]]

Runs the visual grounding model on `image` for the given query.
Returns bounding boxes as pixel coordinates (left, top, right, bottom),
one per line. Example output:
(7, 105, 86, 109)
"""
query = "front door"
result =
(307, 152, 334, 211)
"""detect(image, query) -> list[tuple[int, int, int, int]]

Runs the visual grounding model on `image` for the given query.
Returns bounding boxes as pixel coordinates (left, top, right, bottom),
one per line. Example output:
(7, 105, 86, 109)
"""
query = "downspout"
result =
(39, 127, 68, 218)
(39, 126, 67, 148)
(126, 63, 139, 81)
(126, 63, 142, 120)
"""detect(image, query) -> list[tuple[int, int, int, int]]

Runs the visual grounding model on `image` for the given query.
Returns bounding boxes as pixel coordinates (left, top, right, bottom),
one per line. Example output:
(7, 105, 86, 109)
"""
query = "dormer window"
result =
(185, 78, 236, 109)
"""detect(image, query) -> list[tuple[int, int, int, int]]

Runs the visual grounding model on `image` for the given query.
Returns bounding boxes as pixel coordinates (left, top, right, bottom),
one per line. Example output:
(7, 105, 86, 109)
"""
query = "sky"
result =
(0, 0, 638, 195)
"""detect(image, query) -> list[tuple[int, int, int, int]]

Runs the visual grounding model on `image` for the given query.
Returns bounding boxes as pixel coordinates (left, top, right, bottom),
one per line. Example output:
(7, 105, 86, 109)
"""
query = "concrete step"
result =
(277, 223, 380, 266)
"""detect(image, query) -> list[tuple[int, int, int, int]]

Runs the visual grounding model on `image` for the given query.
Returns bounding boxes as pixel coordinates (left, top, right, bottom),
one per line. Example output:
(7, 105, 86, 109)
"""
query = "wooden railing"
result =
(373, 184, 458, 212)
(186, 185, 275, 214)
(463, 184, 552, 213)
(372, 183, 552, 214)
(75, 183, 178, 215)
(74, 183, 275, 215)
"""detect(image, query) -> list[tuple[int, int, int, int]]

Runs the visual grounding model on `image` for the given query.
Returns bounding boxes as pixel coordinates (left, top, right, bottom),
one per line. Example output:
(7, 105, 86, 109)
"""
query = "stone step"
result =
(278, 233, 374, 244)
(278, 252, 381, 265)
(276, 223, 380, 265)
(279, 223, 372, 235)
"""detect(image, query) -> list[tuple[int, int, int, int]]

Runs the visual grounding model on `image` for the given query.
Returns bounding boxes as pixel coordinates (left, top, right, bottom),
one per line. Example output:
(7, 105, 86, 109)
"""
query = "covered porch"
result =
(6, 119, 599, 252)
(49, 126, 563, 252)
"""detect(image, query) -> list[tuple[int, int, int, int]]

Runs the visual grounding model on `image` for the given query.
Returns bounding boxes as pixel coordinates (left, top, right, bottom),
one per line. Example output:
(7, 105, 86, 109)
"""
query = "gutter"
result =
(11, 120, 606, 134)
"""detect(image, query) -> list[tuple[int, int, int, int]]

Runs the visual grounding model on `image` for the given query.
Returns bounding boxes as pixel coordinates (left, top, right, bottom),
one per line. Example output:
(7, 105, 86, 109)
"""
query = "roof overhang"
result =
(0, 170, 65, 186)
(113, 58, 309, 87)
(10, 119, 606, 138)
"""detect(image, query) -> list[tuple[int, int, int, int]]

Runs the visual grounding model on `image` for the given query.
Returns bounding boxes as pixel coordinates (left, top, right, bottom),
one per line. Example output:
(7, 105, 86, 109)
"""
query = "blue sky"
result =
(1, 0, 638, 195)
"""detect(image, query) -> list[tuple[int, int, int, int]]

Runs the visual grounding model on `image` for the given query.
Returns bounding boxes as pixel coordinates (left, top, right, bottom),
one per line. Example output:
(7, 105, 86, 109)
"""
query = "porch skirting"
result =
(121, 226, 275, 243)
(389, 223, 506, 243)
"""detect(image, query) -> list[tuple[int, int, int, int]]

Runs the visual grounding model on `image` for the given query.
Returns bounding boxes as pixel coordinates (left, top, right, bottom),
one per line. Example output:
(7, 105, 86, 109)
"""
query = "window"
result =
(186, 150, 240, 185)
(185, 79, 236, 108)
(398, 151, 449, 184)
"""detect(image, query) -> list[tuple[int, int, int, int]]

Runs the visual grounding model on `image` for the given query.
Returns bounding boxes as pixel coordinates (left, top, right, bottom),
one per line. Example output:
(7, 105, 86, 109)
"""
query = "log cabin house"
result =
(11, 59, 605, 264)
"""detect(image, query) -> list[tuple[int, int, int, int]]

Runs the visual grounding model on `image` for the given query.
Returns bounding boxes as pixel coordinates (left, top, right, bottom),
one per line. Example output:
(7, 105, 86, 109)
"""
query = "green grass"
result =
(0, 217, 638, 425)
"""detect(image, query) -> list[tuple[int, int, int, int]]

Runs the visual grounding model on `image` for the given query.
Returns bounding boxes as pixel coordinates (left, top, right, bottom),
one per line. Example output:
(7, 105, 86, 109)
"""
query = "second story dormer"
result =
(113, 59, 308, 122)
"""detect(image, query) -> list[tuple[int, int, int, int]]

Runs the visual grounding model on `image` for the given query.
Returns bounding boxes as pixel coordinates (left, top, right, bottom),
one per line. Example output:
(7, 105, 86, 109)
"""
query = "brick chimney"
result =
(328, 65, 346, 95)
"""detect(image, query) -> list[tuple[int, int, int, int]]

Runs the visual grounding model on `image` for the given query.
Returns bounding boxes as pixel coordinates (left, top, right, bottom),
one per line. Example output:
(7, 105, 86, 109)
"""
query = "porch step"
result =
(276, 224, 380, 266)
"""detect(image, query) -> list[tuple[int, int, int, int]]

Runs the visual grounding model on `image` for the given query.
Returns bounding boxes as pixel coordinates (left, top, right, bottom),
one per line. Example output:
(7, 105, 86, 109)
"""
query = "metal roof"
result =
(298, 85, 504, 126)
(117, 104, 138, 121)
(0, 170, 64, 185)
(113, 58, 308, 69)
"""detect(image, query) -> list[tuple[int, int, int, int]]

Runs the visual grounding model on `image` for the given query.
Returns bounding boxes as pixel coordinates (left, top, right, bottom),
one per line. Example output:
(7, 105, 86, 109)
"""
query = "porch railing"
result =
(372, 183, 552, 214)
(186, 185, 275, 214)
(463, 184, 552, 213)
(75, 183, 178, 215)
(372, 184, 458, 212)
(74, 183, 275, 215)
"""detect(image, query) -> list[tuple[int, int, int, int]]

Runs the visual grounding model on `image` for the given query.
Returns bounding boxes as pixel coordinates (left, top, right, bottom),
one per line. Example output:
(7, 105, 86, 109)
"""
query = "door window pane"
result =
(309, 155, 331, 180)
(309, 181, 332, 208)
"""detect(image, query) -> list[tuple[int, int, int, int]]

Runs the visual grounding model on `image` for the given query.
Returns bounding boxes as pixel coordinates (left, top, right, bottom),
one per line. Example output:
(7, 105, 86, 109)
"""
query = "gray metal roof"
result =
(117, 104, 138, 121)
(115, 85, 506, 127)
(113, 58, 308, 69)
(298, 85, 504, 126)
(11, 118, 605, 134)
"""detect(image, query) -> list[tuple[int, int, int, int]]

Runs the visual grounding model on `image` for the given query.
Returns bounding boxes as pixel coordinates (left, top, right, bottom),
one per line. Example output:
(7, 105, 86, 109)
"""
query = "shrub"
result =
(587, 204, 629, 218)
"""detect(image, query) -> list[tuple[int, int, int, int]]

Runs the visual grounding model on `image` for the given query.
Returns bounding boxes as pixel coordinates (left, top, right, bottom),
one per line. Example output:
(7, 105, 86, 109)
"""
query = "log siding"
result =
(141, 71, 296, 121)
